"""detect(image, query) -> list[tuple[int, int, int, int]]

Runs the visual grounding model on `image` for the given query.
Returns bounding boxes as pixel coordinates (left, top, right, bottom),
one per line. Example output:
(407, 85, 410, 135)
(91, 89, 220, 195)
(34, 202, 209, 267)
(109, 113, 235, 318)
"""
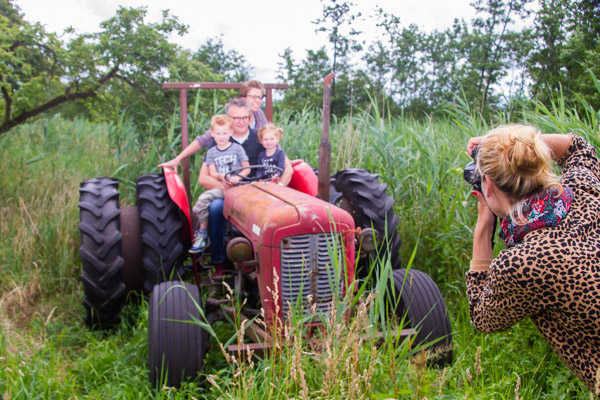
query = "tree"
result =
(313, 0, 363, 113)
(0, 2, 187, 134)
(527, 0, 600, 109)
(460, 0, 533, 112)
(276, 47, 332, 112)
(193, 36, 251, 82)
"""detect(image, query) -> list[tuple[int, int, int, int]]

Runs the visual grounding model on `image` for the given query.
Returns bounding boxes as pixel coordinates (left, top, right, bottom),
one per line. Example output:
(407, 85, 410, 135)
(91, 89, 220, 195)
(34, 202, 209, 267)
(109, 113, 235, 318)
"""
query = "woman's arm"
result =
(541, 133, 572, 161)
(467, 132, 572, 161)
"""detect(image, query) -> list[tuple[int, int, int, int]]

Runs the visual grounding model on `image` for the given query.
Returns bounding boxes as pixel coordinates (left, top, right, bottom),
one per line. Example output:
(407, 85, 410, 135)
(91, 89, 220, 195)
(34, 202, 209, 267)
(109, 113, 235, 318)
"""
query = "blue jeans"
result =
(208, 198, 226, 264)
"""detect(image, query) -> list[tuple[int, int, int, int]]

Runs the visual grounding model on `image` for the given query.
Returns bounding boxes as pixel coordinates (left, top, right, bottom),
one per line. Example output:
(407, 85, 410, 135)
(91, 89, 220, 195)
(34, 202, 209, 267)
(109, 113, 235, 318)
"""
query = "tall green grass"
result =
(0, 88, 597, 398)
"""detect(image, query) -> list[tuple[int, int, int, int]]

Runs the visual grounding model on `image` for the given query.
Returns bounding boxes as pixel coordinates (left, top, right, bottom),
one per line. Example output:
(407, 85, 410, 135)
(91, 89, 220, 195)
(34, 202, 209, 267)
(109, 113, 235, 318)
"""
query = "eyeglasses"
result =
(246, 95, 264, 100)
(230, 116, 250, 122)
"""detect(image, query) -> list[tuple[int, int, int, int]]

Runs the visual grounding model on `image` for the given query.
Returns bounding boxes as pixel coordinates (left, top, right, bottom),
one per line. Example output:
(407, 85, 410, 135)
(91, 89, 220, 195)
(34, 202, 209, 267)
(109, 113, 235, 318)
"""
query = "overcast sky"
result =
(14, 0, 477, 83)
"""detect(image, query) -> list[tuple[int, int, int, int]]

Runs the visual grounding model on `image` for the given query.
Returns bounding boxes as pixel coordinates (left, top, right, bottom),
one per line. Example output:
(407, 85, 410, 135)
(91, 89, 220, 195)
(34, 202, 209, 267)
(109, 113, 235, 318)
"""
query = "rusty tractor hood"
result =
(223, 182, 355, 247)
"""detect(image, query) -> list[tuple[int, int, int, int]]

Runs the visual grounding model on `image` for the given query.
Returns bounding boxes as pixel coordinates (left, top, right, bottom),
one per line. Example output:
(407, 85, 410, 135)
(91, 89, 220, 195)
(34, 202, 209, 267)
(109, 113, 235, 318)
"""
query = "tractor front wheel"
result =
(148, 281, 208, 387)
(390, 269, 453, 366)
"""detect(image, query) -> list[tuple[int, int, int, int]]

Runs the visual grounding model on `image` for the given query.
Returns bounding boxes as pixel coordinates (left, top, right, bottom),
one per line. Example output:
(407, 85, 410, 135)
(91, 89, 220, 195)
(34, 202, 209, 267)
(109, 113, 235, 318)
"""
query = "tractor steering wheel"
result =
(224, 165, 284, 184)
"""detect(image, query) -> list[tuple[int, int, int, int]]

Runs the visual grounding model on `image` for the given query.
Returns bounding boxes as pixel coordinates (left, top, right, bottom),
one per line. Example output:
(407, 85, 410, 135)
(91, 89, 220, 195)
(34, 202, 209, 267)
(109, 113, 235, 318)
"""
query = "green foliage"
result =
(275, 47, 331, 113)
(1, 91, 597, 397)
(0, 2, 191, 134)
(193, 36, 251, 82)
(278, 0, 598, 120)
(528, 0, 600, 111)
(2, 0, 599, 132)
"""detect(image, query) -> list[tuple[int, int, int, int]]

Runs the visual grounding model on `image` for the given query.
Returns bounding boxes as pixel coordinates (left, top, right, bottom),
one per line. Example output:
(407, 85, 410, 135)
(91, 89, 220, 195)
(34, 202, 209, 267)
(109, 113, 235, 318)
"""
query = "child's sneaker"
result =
(189, 230, 210, 254)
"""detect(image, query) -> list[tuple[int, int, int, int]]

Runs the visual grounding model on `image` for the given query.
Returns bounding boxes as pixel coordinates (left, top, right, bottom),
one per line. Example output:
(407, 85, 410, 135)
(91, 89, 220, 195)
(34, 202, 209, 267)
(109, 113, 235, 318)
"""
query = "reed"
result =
(1, 87, 596, 398)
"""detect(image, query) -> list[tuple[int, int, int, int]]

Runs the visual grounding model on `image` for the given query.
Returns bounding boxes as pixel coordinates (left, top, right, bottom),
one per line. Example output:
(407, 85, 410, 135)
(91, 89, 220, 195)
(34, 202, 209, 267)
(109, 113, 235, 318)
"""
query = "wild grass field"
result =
(0, 96, 597, 399)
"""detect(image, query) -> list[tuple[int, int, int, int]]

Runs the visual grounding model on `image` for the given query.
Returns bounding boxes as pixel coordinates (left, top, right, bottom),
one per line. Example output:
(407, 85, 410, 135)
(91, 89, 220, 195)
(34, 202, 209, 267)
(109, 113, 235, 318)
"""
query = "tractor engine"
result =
(223, 182, 356, 323)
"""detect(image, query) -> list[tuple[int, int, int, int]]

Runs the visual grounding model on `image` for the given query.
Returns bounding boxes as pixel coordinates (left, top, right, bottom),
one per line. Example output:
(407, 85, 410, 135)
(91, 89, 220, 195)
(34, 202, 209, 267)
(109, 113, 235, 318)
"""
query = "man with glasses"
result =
(222, 97, 265, 166)
(196, 97, 291, 277)
(159, 81, 269, 169)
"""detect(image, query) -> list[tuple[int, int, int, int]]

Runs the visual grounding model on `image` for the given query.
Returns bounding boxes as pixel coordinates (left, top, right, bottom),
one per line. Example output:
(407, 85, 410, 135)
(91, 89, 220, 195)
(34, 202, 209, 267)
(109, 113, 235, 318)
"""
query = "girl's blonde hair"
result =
(258, 123, 283, 141)
(476, 124, 562, 224)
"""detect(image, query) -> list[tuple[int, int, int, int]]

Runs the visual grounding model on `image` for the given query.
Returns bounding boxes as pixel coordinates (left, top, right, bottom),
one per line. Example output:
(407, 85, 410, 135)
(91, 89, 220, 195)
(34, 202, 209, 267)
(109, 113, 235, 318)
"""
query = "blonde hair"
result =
(258, 123, 283, 141)
(476, 124, 562, 224)
(211, 114, 233, 131)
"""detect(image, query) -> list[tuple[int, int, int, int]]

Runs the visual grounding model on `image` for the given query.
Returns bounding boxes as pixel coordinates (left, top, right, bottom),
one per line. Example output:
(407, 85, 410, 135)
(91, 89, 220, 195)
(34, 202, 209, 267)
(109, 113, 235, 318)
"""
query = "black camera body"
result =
(463, 146, 482, 192)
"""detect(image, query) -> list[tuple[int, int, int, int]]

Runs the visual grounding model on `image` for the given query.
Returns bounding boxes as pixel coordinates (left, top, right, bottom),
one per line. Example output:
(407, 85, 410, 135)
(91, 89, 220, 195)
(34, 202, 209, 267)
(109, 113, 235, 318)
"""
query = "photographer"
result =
(465, 124, 600, 394)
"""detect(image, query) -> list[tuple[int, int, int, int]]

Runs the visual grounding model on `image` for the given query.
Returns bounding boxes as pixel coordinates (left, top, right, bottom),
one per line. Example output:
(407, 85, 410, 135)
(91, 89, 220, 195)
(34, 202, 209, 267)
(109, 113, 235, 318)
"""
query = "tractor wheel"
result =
(78, 177, 126, 329)
(332, 169, 402, 277)
(149, 281, 208, 388)
(136, 174, 186, 293)
(390, 269, 453, 366)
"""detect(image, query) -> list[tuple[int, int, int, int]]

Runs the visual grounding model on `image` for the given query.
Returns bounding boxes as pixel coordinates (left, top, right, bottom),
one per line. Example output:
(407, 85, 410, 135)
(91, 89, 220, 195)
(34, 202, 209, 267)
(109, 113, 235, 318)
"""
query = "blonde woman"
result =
(467, 125, 600, 394)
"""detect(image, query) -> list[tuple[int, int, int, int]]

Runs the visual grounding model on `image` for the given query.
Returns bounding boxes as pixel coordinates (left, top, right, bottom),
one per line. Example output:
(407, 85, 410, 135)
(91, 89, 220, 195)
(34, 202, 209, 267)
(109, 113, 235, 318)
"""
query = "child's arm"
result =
(228, 161, 250, 185)
(239, 160, 251, 177)
(208, 163, 220, 179)
(276, 151, 286, 175)
(271, 150, 287, 184)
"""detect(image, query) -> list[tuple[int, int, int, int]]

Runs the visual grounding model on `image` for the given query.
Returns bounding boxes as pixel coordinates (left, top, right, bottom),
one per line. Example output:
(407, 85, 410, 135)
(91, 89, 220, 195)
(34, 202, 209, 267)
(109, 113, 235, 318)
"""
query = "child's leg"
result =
(192, 189, 224, 229)
(190, 189, 223, 253)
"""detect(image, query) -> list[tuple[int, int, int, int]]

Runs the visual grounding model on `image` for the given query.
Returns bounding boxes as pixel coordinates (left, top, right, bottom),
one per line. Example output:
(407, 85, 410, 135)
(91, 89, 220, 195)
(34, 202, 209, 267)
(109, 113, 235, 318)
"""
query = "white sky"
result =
(14, 0, 477, 83)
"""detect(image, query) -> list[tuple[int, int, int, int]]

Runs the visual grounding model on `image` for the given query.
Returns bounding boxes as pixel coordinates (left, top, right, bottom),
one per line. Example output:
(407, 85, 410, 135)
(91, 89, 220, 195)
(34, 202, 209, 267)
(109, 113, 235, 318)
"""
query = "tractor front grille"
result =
(280, 233, 344, 319)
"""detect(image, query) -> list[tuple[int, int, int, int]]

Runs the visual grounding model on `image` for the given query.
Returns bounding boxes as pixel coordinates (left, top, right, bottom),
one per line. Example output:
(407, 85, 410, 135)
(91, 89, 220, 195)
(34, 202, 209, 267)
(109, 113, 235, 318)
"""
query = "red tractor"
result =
(78, 76, 452, 387)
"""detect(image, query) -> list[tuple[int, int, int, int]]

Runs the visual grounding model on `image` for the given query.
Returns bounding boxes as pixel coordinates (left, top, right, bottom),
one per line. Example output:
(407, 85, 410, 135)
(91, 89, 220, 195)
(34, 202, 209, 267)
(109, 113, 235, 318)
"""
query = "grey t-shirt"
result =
(204, 142, 248, 175)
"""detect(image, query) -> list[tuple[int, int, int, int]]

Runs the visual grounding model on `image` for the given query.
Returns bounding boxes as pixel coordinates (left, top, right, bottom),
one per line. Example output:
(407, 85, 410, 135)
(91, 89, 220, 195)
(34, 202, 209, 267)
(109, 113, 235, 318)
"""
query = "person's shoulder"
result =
(206, 145, 219, 155)
(230, 142, 245, 151)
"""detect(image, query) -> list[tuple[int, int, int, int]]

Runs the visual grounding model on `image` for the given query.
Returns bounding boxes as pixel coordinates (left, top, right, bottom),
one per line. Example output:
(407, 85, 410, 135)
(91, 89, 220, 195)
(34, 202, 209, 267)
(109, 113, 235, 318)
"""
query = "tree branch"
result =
(0, 65, 120, 135)
(0, 73, 13, 124)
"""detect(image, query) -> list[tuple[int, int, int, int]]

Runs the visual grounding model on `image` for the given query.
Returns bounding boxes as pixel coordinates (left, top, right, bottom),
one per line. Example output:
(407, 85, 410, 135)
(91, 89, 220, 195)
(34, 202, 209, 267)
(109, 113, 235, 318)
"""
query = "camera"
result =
(463, 146, 481, 192)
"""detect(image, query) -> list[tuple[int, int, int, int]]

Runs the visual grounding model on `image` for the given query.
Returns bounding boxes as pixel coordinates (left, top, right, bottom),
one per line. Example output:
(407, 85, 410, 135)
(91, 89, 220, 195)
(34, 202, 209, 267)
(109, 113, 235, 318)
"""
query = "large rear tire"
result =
(136, 174, 186, 293)
(390, 269, 453, 366)
(148, 281, 208, 387)
(332, 169, 402, 277)
(78, 177, 126, 328)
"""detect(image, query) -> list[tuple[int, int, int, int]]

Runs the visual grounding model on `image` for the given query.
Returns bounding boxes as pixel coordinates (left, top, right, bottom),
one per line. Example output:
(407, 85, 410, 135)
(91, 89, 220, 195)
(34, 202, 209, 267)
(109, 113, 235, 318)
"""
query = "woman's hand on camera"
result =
(472, 191, 495, 228)
(467, 136, 484, 157)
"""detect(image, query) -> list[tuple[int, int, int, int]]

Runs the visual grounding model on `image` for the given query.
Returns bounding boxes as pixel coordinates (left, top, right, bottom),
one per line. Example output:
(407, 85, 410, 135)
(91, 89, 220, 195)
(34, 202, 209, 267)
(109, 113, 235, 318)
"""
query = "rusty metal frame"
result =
(318, 74, 334, 201)
(162, 82, 289, 200)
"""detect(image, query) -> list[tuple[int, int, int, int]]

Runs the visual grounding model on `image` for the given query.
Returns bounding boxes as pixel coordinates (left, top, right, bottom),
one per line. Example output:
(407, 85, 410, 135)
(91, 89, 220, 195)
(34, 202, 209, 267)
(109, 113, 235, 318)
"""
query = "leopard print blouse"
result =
(466, 133, 600, 394)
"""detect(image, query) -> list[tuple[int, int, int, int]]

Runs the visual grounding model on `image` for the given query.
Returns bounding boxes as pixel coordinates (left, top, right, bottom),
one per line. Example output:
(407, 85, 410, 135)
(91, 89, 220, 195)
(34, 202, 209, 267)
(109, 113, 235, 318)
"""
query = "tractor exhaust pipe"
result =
(318, 73, 335, 201)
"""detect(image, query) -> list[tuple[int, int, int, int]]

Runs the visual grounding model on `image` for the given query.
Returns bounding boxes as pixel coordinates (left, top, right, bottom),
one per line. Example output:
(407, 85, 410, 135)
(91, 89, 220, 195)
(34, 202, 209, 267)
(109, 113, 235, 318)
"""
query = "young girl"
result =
(256, 124, 286, 183)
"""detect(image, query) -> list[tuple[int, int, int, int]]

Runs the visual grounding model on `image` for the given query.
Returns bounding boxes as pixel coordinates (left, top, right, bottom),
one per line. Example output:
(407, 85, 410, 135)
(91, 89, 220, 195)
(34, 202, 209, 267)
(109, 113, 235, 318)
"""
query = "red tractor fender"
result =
(162, 166, 193, 240)
(288, 160, 318, 197)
